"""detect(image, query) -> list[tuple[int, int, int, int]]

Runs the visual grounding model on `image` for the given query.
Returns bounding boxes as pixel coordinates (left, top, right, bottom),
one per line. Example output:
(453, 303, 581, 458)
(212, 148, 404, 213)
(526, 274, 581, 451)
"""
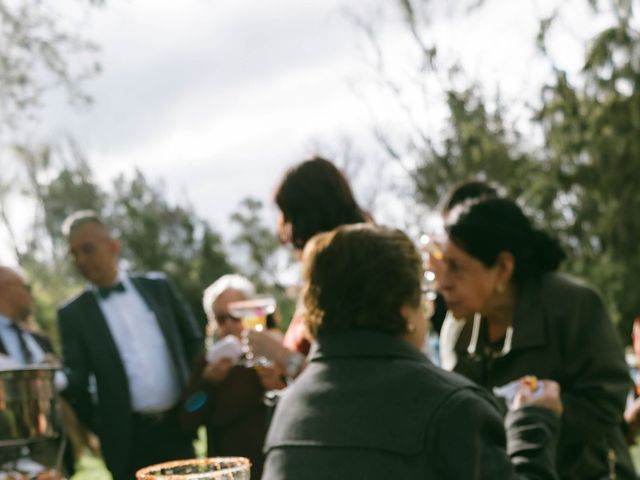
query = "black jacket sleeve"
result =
(430, 388, 559, 479)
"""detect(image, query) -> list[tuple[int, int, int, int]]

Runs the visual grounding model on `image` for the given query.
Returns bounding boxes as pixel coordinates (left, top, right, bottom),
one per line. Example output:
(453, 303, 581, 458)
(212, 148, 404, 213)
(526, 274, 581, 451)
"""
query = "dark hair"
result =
(302, 224, 422, 337)
(441, 179, 498, 217)
(275, 156, 367, 249)
(61, 210, 107, 236)
(446, 198, 566, 286)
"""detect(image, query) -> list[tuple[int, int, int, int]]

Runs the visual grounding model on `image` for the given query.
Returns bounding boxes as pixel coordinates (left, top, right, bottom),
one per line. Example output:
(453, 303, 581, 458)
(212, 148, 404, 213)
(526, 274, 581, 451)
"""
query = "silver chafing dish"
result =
(0, 365, 60, 450)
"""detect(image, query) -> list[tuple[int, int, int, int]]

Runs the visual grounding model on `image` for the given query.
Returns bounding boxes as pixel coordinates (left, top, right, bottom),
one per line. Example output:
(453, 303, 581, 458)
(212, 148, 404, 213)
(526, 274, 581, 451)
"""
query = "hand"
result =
(513, 378, 563, 417)
(624, 397, 640, 445)
(247, 330, 290, 368)
(256, 363, 286, 391)
(202, 358, 234, 384)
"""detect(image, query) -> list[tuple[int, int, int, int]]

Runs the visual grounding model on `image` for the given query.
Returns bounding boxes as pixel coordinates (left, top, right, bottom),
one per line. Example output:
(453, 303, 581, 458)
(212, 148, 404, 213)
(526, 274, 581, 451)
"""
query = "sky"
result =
(37, 0, 381, 229)
(1, 0, 597, 265)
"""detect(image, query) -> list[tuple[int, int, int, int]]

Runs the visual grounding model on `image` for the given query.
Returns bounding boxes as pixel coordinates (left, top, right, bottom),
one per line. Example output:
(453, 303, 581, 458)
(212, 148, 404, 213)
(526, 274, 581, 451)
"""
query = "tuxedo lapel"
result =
(30, 331, 54, 354)
(129, 276, 189, 385)
(79, 291, 128, 381)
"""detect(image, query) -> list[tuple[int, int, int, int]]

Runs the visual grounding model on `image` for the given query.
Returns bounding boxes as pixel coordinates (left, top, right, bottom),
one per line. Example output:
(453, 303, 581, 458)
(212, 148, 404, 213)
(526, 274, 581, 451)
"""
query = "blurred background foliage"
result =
(1, 0, 639, 345)
(366, 0, 640, 338)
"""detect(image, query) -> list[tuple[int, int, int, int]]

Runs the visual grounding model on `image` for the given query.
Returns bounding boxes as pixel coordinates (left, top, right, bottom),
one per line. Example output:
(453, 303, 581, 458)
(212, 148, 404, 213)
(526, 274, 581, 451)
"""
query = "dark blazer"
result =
(439, 272, 635, 479)
(180, 357, 268, 479)
(263, 329, 560, 480)
(57, 272, 203, 479)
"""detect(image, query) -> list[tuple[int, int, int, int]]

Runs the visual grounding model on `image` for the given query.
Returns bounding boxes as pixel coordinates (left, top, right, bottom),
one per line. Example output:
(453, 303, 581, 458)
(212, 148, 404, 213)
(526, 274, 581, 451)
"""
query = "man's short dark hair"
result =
(61, 210, 106, 236)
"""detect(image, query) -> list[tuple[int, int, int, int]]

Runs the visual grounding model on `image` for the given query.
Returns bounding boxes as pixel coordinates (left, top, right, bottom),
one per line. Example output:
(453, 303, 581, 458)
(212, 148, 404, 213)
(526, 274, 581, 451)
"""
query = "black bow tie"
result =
(97, 281, 126, 299)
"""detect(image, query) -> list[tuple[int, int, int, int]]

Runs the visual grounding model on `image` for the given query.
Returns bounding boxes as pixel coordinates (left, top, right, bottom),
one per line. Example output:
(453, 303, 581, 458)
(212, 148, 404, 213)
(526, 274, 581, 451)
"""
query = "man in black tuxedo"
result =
(57, 211, 203, 480)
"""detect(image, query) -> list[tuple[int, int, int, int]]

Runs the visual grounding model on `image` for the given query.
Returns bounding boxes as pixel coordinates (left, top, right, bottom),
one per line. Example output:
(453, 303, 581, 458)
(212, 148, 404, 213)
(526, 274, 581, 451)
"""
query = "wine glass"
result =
(227, 297, 276, 366)
(136, 457, 251, 480)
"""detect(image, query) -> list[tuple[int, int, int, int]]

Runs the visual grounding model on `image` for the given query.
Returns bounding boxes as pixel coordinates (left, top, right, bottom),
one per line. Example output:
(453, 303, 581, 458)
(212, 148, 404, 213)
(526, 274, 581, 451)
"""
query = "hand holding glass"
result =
(227, 297, 276, 366)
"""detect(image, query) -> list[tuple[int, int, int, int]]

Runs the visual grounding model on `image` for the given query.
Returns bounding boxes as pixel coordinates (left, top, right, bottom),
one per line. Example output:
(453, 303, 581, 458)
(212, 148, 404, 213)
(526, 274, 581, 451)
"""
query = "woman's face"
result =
(276, 211, 291, 245)
(438, 240, 502, 320)
(277, 210, 306, 260)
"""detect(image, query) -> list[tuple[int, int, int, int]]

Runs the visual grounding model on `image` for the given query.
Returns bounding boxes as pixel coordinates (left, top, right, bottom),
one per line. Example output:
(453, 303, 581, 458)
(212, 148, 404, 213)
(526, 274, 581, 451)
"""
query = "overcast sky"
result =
(37, 0, 379, 229)
(1, 0, 596, 264)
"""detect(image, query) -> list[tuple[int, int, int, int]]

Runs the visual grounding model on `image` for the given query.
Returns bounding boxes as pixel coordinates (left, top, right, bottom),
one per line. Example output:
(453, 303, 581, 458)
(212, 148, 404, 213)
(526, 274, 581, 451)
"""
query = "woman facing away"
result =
(262, 223, 563, 480)
(437, 197, 635, 479)
(248, 156, 369, 379)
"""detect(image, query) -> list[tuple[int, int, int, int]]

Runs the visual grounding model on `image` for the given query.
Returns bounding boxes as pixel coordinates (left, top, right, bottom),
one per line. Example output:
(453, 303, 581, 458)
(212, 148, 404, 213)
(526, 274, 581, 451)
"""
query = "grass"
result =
(70, 428, 207, 480)
(70, 455, 112, 480)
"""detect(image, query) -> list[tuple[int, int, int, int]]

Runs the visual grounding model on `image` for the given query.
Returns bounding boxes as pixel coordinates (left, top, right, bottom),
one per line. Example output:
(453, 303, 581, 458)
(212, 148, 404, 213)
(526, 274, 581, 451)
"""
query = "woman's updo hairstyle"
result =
(446, 197, 566, 287)
(301, 224, 423, 337)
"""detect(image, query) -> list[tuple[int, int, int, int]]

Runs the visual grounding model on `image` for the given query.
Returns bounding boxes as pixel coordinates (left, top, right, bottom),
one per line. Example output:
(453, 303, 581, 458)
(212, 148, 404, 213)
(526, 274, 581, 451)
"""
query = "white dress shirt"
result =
(0, 314, 68, 391)
(96, 272, 181, 413)
(0, 314, 46, 363)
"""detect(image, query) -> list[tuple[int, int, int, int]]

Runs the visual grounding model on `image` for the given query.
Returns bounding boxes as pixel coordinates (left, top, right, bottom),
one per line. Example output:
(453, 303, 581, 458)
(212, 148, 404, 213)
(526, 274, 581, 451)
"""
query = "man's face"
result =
(0, 271, 33, 323)
(211, 289, 247, 338)
(68, 222, 120, 287)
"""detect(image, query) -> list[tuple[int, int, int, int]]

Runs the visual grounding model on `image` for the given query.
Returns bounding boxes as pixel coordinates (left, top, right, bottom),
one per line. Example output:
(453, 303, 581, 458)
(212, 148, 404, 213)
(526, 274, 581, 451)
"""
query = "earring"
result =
(496, 284, 505, 293)
(407, 323, 416, 332)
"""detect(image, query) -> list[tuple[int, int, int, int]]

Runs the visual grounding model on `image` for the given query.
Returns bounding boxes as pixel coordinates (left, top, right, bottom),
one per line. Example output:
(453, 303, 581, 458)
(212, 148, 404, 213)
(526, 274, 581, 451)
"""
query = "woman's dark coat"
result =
(439, 272, 635, 479)
(263, 329, 559, 479)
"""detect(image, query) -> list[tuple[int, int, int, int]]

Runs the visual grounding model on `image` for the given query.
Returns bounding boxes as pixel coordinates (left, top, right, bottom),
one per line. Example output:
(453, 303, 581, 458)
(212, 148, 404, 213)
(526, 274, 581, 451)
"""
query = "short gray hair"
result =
(202, 274, 255, 318)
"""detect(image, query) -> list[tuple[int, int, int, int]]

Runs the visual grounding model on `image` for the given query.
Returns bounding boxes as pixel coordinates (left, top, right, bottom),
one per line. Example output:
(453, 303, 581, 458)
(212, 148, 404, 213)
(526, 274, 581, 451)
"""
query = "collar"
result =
(456, 277, 547, 356)
(466, 313, 514, 357)
(311, 329, 429, 365)
(92, 270, 129, 294)
(0, 314, 11, 329)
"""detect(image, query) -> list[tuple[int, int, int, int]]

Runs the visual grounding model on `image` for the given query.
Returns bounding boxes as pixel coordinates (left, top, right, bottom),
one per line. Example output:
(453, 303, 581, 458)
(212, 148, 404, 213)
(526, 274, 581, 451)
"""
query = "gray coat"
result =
(263, 329, 559, 480)
(439, 272, 635, 479)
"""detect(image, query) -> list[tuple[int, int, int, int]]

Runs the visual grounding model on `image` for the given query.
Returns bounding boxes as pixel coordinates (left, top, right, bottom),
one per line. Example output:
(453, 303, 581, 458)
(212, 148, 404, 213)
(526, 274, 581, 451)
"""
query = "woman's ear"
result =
(495, 251, 515, 286)
(400, 304, 413, 323)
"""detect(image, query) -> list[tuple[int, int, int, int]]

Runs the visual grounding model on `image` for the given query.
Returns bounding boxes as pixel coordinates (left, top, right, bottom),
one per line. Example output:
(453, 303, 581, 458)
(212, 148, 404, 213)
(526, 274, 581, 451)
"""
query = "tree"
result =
(0, 140, 105, 342)
(230, 197, 281, 290)
(109, 170, 233, 328)
(532, 0, 640, 333)
(229, 197, 296, 329)
(0, 0, 101, 134)
(358, 0, 639, 335)
(1, 143, 234, 340)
